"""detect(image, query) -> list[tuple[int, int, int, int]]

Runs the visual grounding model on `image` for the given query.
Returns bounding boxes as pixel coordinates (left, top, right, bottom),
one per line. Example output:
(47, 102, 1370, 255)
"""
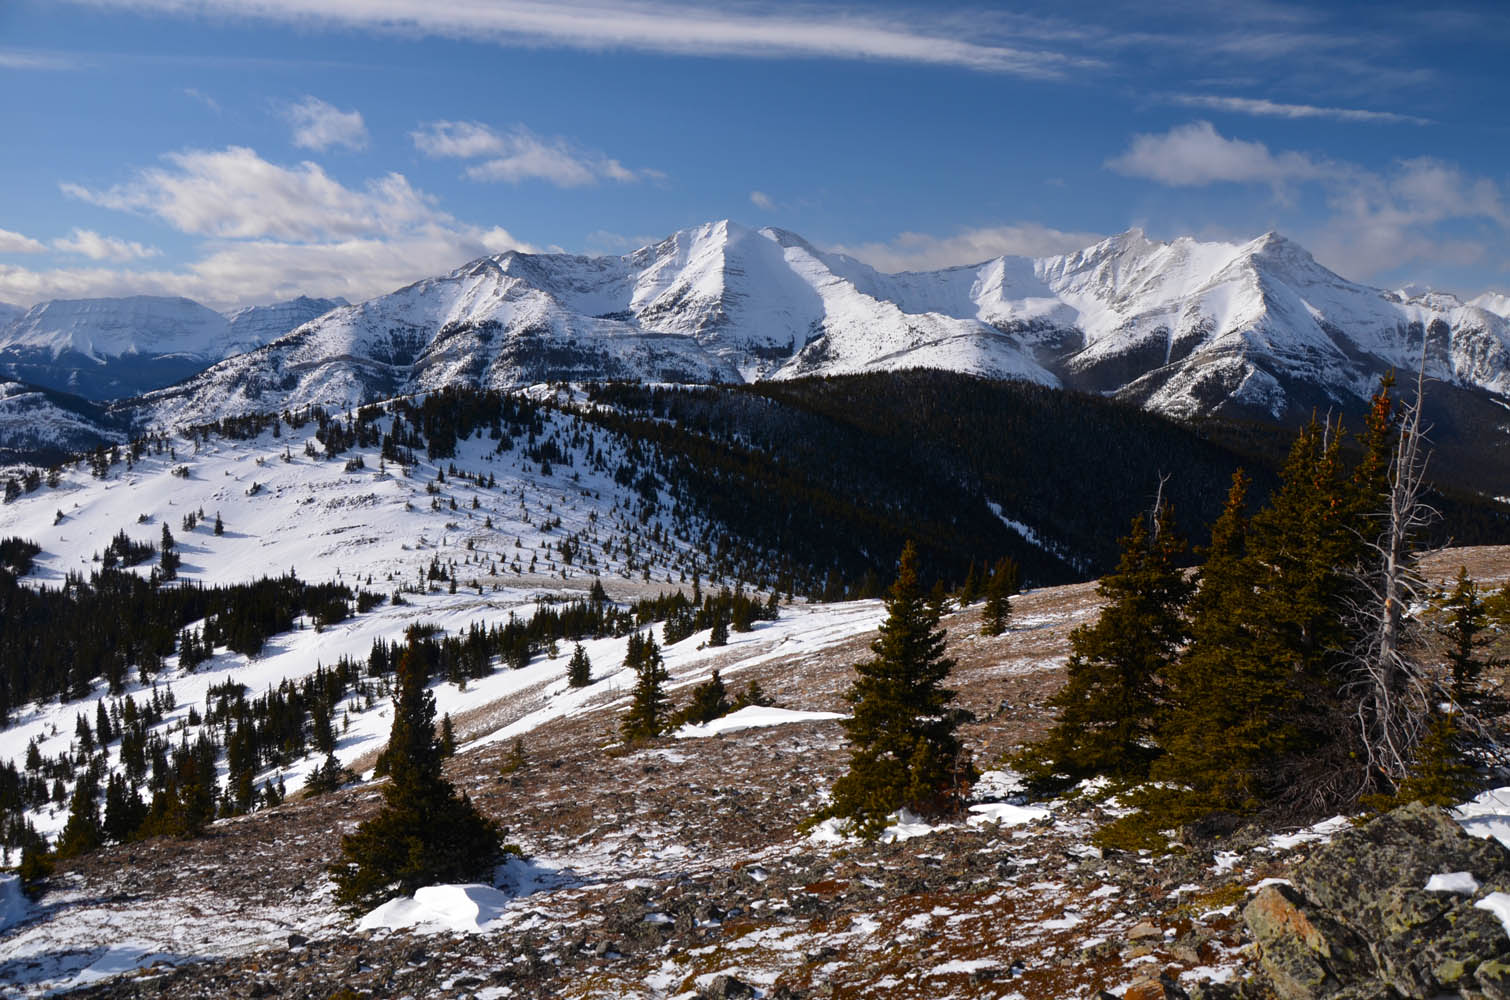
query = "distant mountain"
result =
(133, 221, 1510, 430)
(0, 294, 343, 402)
(0, 380, 124, 464)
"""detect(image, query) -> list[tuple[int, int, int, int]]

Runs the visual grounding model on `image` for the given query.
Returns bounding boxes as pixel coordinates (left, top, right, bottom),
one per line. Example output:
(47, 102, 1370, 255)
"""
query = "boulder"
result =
(1243, 803, 1510, 999)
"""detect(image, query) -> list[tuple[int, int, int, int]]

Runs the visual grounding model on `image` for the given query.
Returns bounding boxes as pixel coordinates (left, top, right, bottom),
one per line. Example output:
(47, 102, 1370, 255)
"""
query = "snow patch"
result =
(1425, 871, 1481, 895)
(673, 706, 847, 739)
(358, 884, 515, 934)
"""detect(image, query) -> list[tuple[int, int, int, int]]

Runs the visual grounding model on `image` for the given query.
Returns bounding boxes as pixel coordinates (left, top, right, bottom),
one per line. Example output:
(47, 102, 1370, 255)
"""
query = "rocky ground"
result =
(7, 549, 1510, 999)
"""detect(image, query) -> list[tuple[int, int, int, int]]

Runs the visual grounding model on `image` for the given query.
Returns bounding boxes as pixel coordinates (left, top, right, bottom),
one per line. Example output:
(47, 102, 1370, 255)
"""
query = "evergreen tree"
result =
(957, 560, 980, 606)
(1141, 471, 1289, 821)
(1245, 418, 1373, 813)
(213, 512, 224, 536)
(620, 631, 670, 741)
(980, 557, 1013, 637)
(567, 643, 592, 688)
(56, 773, 103, 859)
(1018, 503, 1191, 792)
(671, 670, 731, 728)
(1443, 568, 1491, 710)
(708, 612, 729, 647)
(439, 713, 456, 757)
(102, 772, 146, 843)
(330, 646, 502, 911)
(817, 542, 974, 837)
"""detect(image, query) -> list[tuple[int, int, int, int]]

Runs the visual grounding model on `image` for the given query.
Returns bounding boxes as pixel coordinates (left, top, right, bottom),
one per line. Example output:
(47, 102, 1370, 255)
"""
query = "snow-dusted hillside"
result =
(0, 382, 122, 462)
(0, 295, 342, 402)
(125, 222, 1510, 427)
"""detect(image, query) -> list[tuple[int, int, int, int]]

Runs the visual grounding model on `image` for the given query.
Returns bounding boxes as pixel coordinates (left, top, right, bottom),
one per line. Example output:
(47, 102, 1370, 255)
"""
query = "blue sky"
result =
(1, 0, 1507, 309)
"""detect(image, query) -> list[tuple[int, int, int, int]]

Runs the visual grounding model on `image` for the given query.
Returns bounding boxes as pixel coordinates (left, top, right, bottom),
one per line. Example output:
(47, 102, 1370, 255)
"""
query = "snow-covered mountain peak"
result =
(2, 296, 230, 360)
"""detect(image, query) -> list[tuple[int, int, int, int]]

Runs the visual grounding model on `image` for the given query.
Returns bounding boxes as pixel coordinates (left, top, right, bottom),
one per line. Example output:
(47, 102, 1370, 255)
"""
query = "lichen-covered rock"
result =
(1244, 803, 1510, 1000)
(1244, 883, 1370, 1000)
(1298, 802, 1510, 936)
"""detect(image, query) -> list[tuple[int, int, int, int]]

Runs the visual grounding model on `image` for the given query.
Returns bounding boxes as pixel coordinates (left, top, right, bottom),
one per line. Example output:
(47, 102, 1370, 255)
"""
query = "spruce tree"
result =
(620, 631, 670, 741)
(818, 542, 974, 837)
(331, 646, 502, 911)
(1443, 568, 1491, 710)
(56, 772, 103, 859)
(567, 643, 592, 687)
(1017, 503, 1191, 792)
(671, 670, 732, 728)
(980, 557, 1013, 637)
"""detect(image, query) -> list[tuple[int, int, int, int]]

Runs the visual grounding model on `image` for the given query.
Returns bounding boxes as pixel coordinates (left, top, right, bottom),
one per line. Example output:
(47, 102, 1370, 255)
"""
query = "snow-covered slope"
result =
(130, 222, 1510, 428)
(0, 381, 123, 462)
(0, 295, 342, 402)
(222, 295, 346, 357)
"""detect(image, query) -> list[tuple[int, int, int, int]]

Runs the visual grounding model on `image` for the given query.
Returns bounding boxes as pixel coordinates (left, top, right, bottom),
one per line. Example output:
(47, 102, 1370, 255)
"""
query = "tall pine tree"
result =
(1018, 502, 1191, 792)
(331, 644, 502, 911)
(619, 631, 670, 741)
(817, 542, 974, 837)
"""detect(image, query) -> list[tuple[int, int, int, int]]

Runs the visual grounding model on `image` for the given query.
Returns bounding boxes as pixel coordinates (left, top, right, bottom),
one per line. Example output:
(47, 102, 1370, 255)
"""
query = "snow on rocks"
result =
(1455, 785, 1510, 848)
(358, 884, 516, 934)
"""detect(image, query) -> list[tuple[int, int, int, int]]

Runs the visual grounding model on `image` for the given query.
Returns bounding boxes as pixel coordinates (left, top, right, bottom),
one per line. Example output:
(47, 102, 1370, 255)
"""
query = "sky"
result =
(1, 0, 1508, 310)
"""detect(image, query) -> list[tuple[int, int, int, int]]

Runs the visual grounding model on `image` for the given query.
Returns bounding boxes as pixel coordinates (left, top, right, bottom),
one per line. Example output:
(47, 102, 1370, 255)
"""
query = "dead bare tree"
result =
(1344, 360, 1438, 796)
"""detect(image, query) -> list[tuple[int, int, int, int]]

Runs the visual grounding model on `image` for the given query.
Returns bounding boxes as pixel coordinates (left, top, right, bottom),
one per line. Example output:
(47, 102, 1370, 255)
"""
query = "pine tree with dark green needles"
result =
(619, 631, 670, 742)
(980, 557, 1014, 637)
(330, 645, 502, 912)
(1443, 567, 1491, 711)
(671, 670, 732, 728)
(817, 542, 974, 838)
(567, 643, 592, 688)
(1017, 502, 1191, 793)
(55, 772, 103, 859)
(708, 612, 729, 647)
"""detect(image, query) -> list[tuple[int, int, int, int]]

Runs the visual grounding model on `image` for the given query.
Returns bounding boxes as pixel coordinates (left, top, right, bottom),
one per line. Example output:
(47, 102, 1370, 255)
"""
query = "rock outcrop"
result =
(1244, 802, 1510, 999)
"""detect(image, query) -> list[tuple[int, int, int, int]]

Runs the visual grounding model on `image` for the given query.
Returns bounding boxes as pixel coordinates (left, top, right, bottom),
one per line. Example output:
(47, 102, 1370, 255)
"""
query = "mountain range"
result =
(128, 221, 1510, 430)
(0, 294, 344, 402)
(2, 221, 1510, 459)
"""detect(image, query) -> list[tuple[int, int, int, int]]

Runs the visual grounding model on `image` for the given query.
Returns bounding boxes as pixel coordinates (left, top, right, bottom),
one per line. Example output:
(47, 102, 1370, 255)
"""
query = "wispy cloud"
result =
(184, 87, 221, 113)
(285, 96, 368, 152)
(64, 0, 1092, 78)
(19, 146, 535, 308)
(1168, 94, 1431, 126)
(52, 228, 161, 261)
(0, 229, 47, 254)
(831, 222, 1105, 272)
(413, 121, 658, 187)
(0, 49, 79, 70)
(749, 191, 775, 211)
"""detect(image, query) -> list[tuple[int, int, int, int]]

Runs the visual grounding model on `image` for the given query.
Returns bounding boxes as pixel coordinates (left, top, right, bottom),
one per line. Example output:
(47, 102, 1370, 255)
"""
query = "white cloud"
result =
(52, 228, 161, 261)
(0, 229, 47, 254)
(19, 146, 537, 308)
(414, 121, 657, 187)
(285, 96, 368, 152)
(411, 121, 505, 159)
(1107, 121, 1332, 188)
(64, 0, 1088, 78)
(63, 146, 436, 242)
(749, 190, 775, 211)
(1110, 123, 1510, 282)
(830, 222, 1105, 272)
(1169, 94, 1431, 126)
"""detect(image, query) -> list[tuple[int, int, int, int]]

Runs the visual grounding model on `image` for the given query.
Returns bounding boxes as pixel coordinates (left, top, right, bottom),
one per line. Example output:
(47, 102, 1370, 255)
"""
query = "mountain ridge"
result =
(124, 221, 1510, 431)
